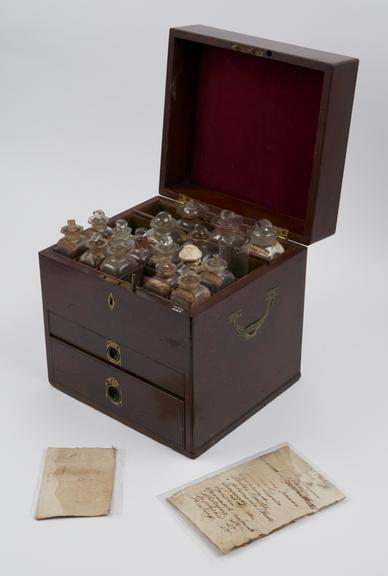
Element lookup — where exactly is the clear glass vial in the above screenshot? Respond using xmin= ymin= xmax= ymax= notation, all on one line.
xmin=208 ymin=209 xmax=245 ymax=256
xmin=147 ymin=210 xmax=186 ymax=246
xmin=171 ymin=270 xmax=211 ymax=308
xmin=188 ymin=224 xmax=212 ymax=259
xmin=247 ymin=219 xmax=285 ymax=261
xmin=55 ymin=219 xmax=86 ymax=258
xmin=110 ymin=219 xmax=133 ymax=246
xmin=87 ymin=209 xmax=112 ymax=238
xmin=132 ymin=227 xmax=152 ymax=264
xmin=100 ymin=241 xmax=138 ymax=279
xmin=79 ymin=233 xmax=108 ymax=268
xmin=248 ymin=219 xmax=277 ymax=247
xmin=219 ymin=234 xmax=250 ymax=278
xmin=144 ymin=258 xmax=178 ymax=298
xmin=200 ymin=255 xmax=235 ymax=293
xmin=148 ymin=241 xmax=180 ymax=268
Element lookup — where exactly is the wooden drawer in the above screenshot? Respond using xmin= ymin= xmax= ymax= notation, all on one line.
xmin=40 ymin=250 xmax=190 ymax=372
xmin=49 ymin=337 xmax=185 ymax=450
xmin=48 ymin=311 xmax=185 ymax=397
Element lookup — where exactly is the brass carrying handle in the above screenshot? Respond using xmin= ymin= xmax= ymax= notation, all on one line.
xmin=228 ymin=287 xmax=279 ymax=341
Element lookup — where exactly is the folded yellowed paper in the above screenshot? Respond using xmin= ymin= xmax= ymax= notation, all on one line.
xmin=35 ymin=447 xmax=117 ymax=520
xmin=168 ymin=445 xmax=345 ymax=553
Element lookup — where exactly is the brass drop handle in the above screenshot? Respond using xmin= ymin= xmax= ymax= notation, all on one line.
xmin=228 ymin=287 xmax=279 ymax=341
xmin=105 ymin=376 xmax=122 ymax=407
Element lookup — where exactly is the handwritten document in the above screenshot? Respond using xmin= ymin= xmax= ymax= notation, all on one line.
xmin=168 ymin=445 xmax=345 ymax=552
xmin=35 ymin=447 xmax=116 ymax=520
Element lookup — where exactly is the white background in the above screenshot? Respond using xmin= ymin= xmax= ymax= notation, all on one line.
xmin=1 ymin=1 xmax=387 ymax=574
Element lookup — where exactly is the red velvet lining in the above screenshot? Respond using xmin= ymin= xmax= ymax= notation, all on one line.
xmin=190 ymin=46 xmax=324 ymax=220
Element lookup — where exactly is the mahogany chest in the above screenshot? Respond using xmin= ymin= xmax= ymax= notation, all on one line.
xmin=39 ymin=25 xmax=358 ymax=458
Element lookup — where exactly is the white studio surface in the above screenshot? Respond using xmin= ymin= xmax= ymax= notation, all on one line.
xmin=0 ymin=1 xmax=387 ymax=575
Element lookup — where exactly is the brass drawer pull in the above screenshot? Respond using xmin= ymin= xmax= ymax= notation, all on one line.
xmin=228 ymin=287 xmax=279 ymax=341
xmin=105 ymin=376 xmax=122 ymax=407
xmin=106 ymin=340 xmax=121 ymax=366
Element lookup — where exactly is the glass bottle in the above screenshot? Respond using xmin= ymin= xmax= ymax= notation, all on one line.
xmin=188 ymin=224 xmax=212 ymax=259
xmin=110 ymin=219 xmax=133 ymax=247
xmin=247 ymin=219 xmax=285 ymax=261
xmin=87 ymin=209 xmax=112 ymax=238
xmin=147 ymin=211 xmax=186 ymax=246
xmin=219 ymin=234 xmax=250 ymax=278
xmin=177 ymin=200 xmax=208 ymax=231
xmin=178 ymin=243 xmax=203 ymax=273
xmin=79 ymin=233 xmax=107 ymax=268
xmin=132 ymin=227 xmax=152 ymax=264
xmin=171 ymin=271 xmax=211 ymax=308
xmin=200 ymin=255 xmax=235 ymax=293
xmin=143 ymin=258 xmax=178 ymax=299
xmin=100 ymin=241 xmax=138 ymax=279
xmin=209 ymin=209 xmax=244 ymax=243
xmin=148 ymin=241 xmax=180 ymax=268
xmin=55 ymin=219 xmax=86 ymax=258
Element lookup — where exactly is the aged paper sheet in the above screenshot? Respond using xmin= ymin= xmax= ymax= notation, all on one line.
xmin=35 ymin=447 xmax=117 ymax=520
xmin=168 ymin=445 xmax=345 ymax=553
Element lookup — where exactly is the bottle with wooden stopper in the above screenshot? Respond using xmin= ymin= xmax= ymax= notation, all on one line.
xmin=171 ymin=271 xmax=211 ymax=308
xmin=55 ymin=219 xmax=86 ymax=258
xmin=143 ymin=258 xmax=178 ymax=299
xmin=200 ymin=255 xmax=235 ymax=293
xmin=79 ymin=233 xmax=107 ymax=268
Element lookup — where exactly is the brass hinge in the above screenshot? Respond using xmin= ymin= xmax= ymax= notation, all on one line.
xmin=274 ymin=226 xmax=289 ymax=241
xmin=176 ymin=193 xmax=192 ymax=205
xmin=231 ymin=44 xmax=266 ymax=58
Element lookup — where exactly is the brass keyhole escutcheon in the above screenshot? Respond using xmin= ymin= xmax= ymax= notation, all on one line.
xmin=106 ymin=340 xmax=121 ymax=366
xmin=107 ymin=292 xmax=115 ymax=311
xmin=105 ymin=376 xmax=122 ymax=407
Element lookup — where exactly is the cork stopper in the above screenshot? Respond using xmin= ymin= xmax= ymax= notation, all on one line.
xmin=179 ymin=243 xmax=203 ymax=264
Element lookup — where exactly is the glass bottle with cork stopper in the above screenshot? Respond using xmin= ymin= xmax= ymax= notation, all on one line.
xmin=55 ymin=219 xmax=86 ymax=258
xmin=79 ymin=233 xmax=107 ymax=268
xmin=143 ymin=258 xmax=178 ymax=299
xmin=200 ymin=255 xmax=235 ymax=293
xmin=171 ymin=270 xmax=211 ymax=308
xmin=178 ymin=243 xmax=203 ymax=273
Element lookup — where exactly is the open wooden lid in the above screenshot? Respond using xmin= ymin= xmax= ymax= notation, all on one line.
xmin=159 ymin=25 xmax=358 ymax=245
